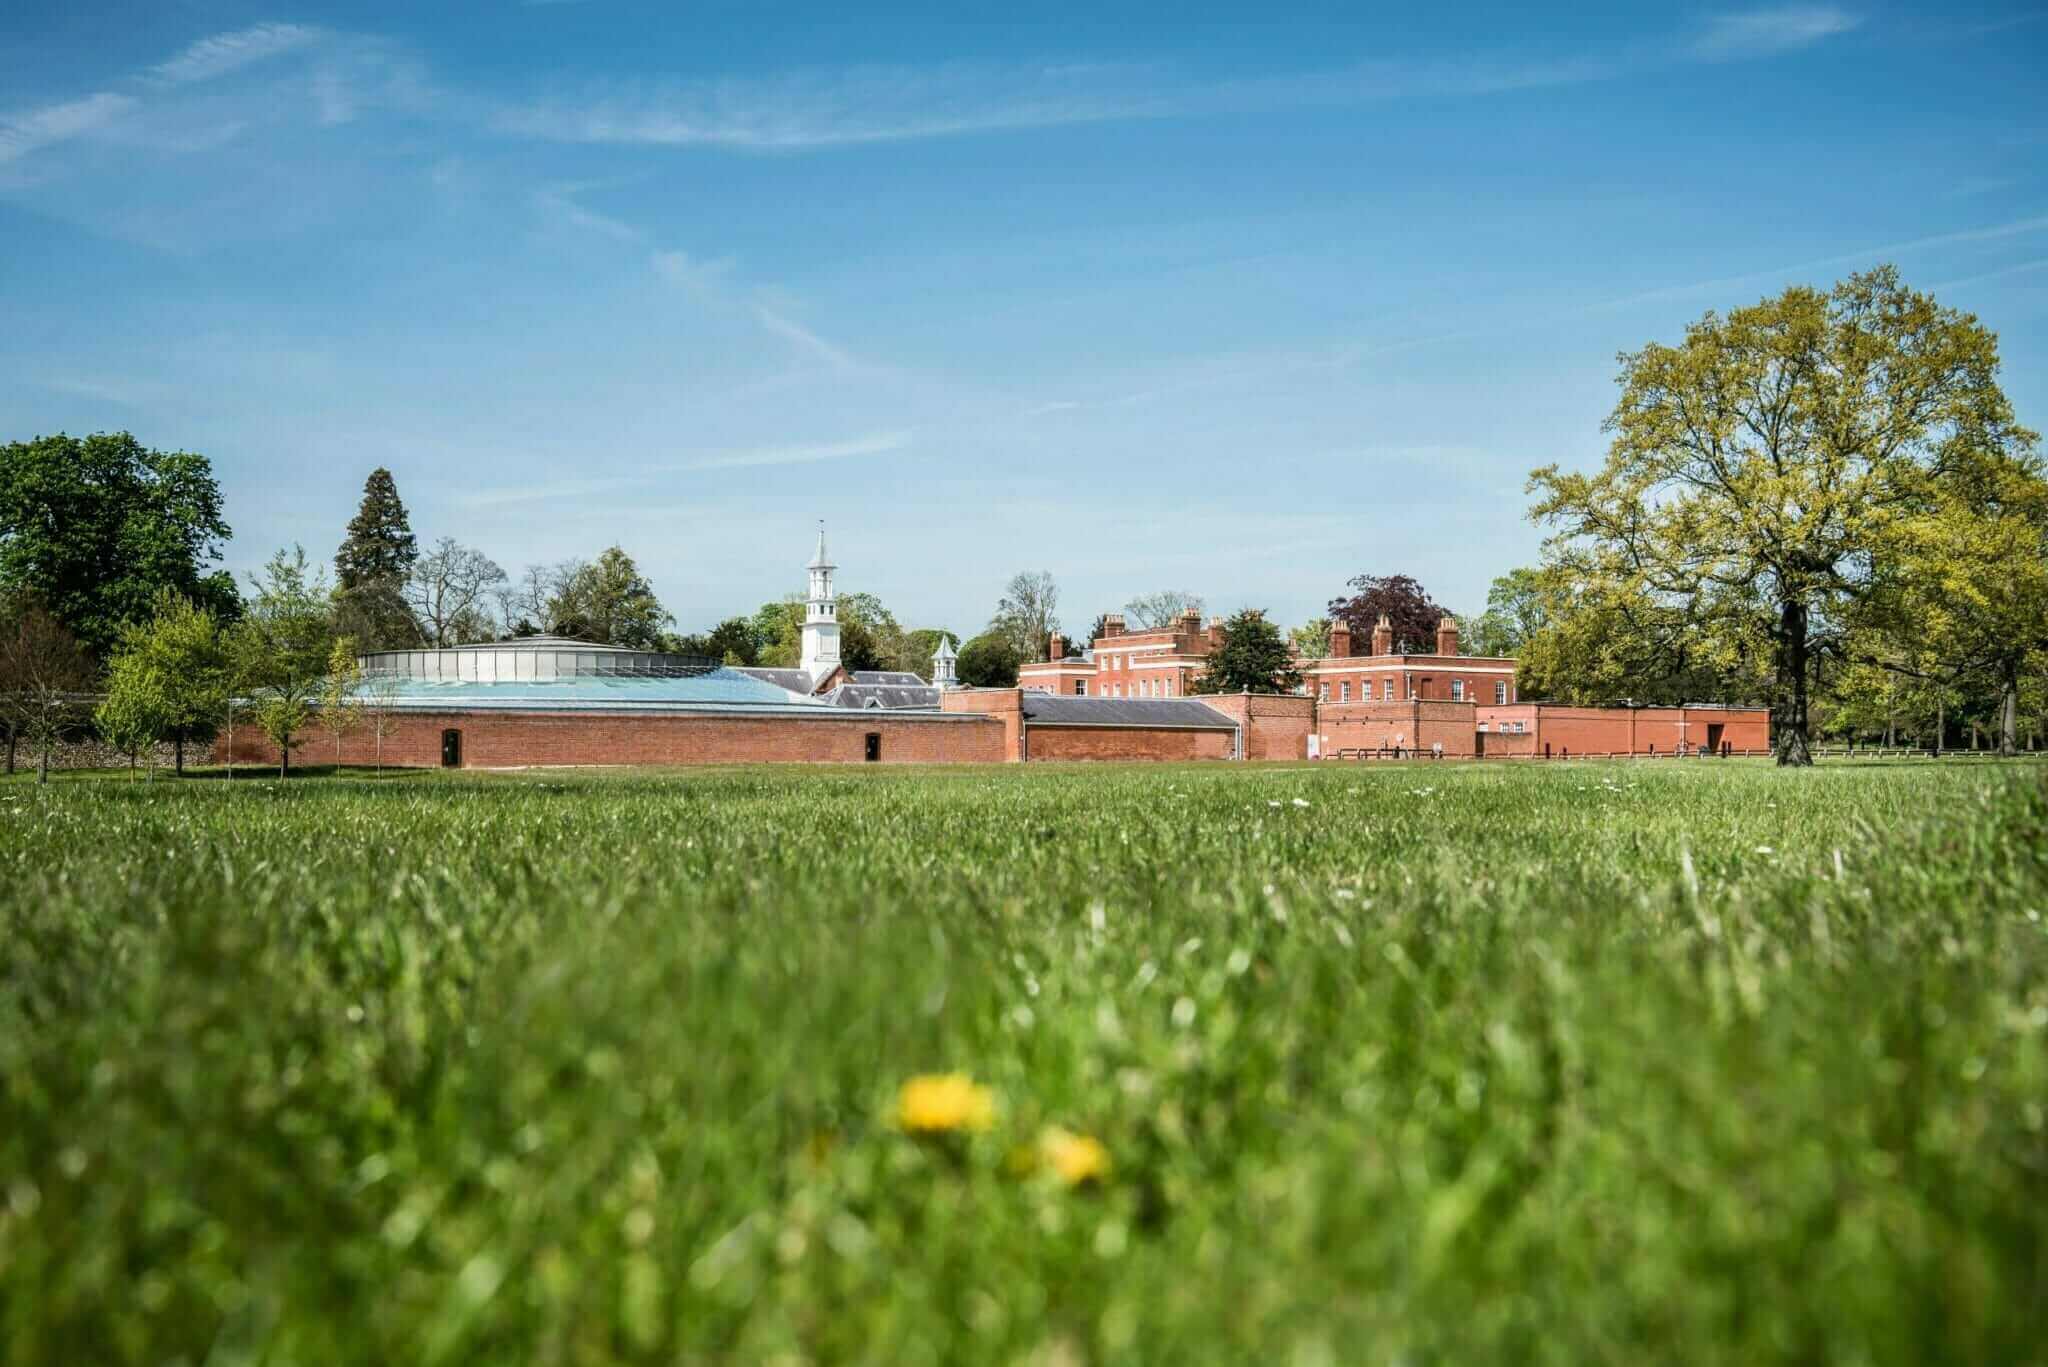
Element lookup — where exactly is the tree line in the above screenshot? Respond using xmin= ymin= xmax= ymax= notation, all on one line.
xmin=3 ymin=265 xmax=2041 ymax=772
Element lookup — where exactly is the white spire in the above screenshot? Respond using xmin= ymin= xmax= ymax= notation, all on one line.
xmin=931 ymin=634 xmax=959 ymax=690
xmin=801 ymin=519 xmax=841 ymax=682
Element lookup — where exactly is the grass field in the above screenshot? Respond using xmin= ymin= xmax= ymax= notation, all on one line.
xmin=4 ymin=759 xmax=2046 ymax=1365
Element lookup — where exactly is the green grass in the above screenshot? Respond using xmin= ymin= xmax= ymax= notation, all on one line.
xmin=3 ymin=759 xmax=2046 ymax=1365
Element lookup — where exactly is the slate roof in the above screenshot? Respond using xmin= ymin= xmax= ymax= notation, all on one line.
xmin=823 ymin=683 xmax=941 ymax=710
xmin=1020 ymin=695 xmax=1234 ymax=728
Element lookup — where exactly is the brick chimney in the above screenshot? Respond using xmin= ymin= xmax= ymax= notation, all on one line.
xmin=1103 ymin=613 xmax=1125 ymax=639
xmin=1206 ymin=616 xmax=1225 ymax=650
xmin=1436 ymin=614 xmax=1459 ymax=657
xmin=1371 ymin=613 xmax=1394 ymax=657
xmin=1328 ymin=618 xmax=1352 ymax=659
xmin=1049 ymin=633 xmax=1065 ymax=661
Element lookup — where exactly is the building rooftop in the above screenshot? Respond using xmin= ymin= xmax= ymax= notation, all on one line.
xmin=357 ymin=667 xmax=823 ymax=712
xmin=1020 ymin=695 xmax=1234 ymax=728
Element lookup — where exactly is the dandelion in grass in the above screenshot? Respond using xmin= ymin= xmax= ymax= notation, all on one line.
xmin=895 ymin=1073 xmax=996 ymax=1135
xmin=1037 ymin=1127 xmax=1111 ymax=1187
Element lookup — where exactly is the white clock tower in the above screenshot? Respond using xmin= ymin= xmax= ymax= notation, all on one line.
xmin=800 ymin=522 xmax=841 ymax=682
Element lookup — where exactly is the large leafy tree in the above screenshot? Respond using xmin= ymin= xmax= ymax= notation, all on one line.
xmin=1327 ymin=574 xmax=1445 ymax=655
xmin=548 ymin=546 xmax=669 ymax=648
xmin=0 ymin=432 xmax=238 ymax=658
xmin=1510 ymin=565 xmax=1765 ymax=706
xmin=989 ymin=571 xmax=1061 ymax=663
xmin=671 ymin=617 xmax=762 ymax=665
xmin=1464 ymin=568 xmax=1550 ymax=659
xmin=956 ymin=632 xmax=1021 ymax=688
xmin=1531 ymin=267 xmax=2028 ymax=765
xmin=1856 ymin=444 xmax=2048 ymax=756
xmin=1191 ymin=610 xmax=1302 ymax=695
xmin=334 ymin=468 xmax=421 ymax=650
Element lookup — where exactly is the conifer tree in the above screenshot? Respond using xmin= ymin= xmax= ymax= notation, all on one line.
xmin=334 ymin=468 xmax=422 ymax=650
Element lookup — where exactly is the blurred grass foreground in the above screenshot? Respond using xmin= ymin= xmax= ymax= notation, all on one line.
xmin=3 ymin=759 xmax=2046 ymax=1364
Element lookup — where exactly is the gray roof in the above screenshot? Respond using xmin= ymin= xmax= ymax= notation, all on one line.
xmin=1020 ymin=695 xmax=1234 ymax=729
xmin=848 ymin=670 xmax=928 ymax=686
xmin=823 ymin=684 xmax=940 ymax=710
xmin=735 ymin=667 xmax=817 ymax=694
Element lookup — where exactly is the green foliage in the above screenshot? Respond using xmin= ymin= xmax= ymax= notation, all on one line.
xmin=750 ymin=598 xmax=805 ymax=668
xmin=0 ymin=431 xmax=237 ymax=657
xmin=1191 ymin=609 xmax=1302 ymax=694
xmin=94 ymin=657 xmax=171 ymax=775
xmin=1531 ymin=266 xmax=2033 ymax=765
xmin=1464 ymin=567 xmax=1548 ymax=659
xmin=236 ymin=547 xmax=337 ymax=777
xmin=955 ymin=631 xmax=1021 ymax=687
xmin=3 ymin=762 xmax=2047 ymax=1363
xmin=548 ymin=547 xmax=669 ymax=649
xmin=100 ymin=591 xmax=232 ymax=774
xmin=670 ymin=617 xmax=761 ymax=666
xmin=333 ymin=468 xmax=421 ymax=651
xmin=317 ymin=638 xmax=363 ymax=766
xmin=1289 ymin=618 xmax=1331 ymax=660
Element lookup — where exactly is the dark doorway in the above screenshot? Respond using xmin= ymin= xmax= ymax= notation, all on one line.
xmin=441 ymin=729 xmax=462 ymax=768
xmin=1705 ymin=723 xmax=1724 ymax=754
xmin=864 ymin=732 xmax=881 ymax=762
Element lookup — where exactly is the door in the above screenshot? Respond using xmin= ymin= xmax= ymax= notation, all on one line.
xmin=864 ymin=732 xmax=881 ymax=762
xmin=1705 ymin=723 xmax=1724 ymax=755
xmin=441 ymin=729 xmax=462 ymax=768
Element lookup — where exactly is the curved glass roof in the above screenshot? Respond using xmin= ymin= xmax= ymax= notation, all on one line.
xmin=358 ymin=666 xmax=825 ymax=712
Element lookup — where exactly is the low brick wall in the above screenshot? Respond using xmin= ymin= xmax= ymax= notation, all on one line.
xmin=1314 ymin=700 xmax=1477 ymax=757
xmin=1026 ymin=725 xmax=1233 ymax=762
xmin=214 ymin=708 xmax=1005 ymax=769
xmin=1199 ymin=693 xmax=1316 ymax=760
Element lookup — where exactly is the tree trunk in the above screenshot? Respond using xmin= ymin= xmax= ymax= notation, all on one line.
xmin=38 ymin=741 xmax=50 ymax=784
xmin=1771 ymin=598 xmax=1813 ymax=766
xmin=1999 ymin=661 xmax=2019 ymax=758
xmin=280 ymin=739 xmax=290 ymax=780
xmin=4 ymin=729 xmax=14 ymax=775
xmin=1935 ymin=697 xmax=1945 ymax=756
xmin=175 ymin=734 xmax=185 ymax=776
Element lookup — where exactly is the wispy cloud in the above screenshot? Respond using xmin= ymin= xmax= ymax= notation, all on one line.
xmin=532 ymin=183 xmax=643 ymax=242
xmin=678 ymin=431 xmax=911 ymax=470
xmin=651 ymin=249 xmax=737 ymax=293
xmin=149 ymin=22 xmax=321 ymax=85
xmin=0 ymin=92 xmax=136 ymax=164
xmin=1928 ymin=256 xmax=2048 ymax=291
xmin=755 ymin=306 xmax=860 ymax=370
xmin=1691 ymin=6 xmax=1863 ymax=60
xmin=495 ymin=61 xmax=1171 ymax=150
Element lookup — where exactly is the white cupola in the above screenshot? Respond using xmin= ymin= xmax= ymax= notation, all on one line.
xmin=931 ymin=634 xmax=959 ymax=690
xmin=801 ymin=521 xmax=841 ymax=681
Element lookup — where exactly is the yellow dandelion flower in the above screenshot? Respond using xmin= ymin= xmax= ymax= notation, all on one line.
xmin=1038 ymin=1126 xmax=1111 ymax=1186
xmin=895 ymin=1073 xmax=996 ymax=1135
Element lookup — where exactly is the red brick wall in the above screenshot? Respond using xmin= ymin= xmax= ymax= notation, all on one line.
xmin=1200 ymin=693 xmax=1315 ymax=760
xmin=1026 ymin=726 xmax=1233 ymax=762
xmin=1474 ymin=704 xmax=1770 ymax=757
xmin=217 ymin=709 xmax=1006 ymax=769
xmin=1313 ymin=700 xmax=1477 ymax=756
xmin=940 ymin=688 xmax=1027 ymax=761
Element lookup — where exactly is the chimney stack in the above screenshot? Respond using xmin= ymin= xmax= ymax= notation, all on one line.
xmin=1371 ymin=613 xmax=1394 ymax=657
xmin=1328 ymin=618 xmax=1353 ymax=659
xmin=1206 ymin=616 xmax=1225 ymax=650
xmin=1103 ymin=613 xmax=1125 ymax=639
xmin=1049 ymin=633 xmax=1065 ymax=661
xmin=1436 ymin=615 xmax=1459 ymax=657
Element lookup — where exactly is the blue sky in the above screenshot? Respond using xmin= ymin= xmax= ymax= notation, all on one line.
xmin=3 ymin=2 xmax=2044 ymax=639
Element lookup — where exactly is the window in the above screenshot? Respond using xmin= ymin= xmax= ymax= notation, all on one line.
xmin=1340 ymin=681 xmax=1351 ymax=702
xmin=1382 ymin=678 xmax=1394 ymax=700
xmin=1451 ymin=679 xmax=1464 ymax=701
xmin=1075 ymin=680 xmax=1087 ymax=696
xmin=1495 ymin=681 xmax=1507 ymax=705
